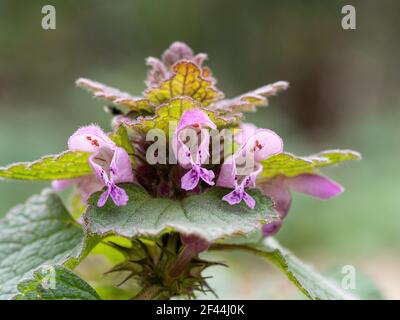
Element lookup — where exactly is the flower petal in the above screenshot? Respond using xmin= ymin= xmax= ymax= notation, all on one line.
xmin=216 ymin=155 xmax=237 ymax=188
xmin=260 ymin=177 xmax=292 ymax=217
xmin=97 ymin=188 xmax=110 ymax=207
xmin=242 ymin=191 xmax=256 ymax=209
xmin=52 ymin=179 xmax=80 ymax=191
xmin=181 ymin=167 xmax=201 ymax=191
xmin=235 ymin=123 xmax=257 ymax=145
xmin=68 ymin=124 xmax=114 ymax=152
xmin=222 ymin=188 xmax=242 ymax=206
xmin=88 ymin=150 xmax=111 ymax=184
xmin=109 ymin=184 xmax=129 ymax=206
xmin=110 ymin=147 xmax=134 ymax=184
xmin=262 ymin=220 xmax=282 ymax=237
xmin=286 ymin=174 xmax=344 ymax=199
xmin=244 ymin=128 xmax=283 ymax=162
xmin=199 ymin=167 xmax=215 ymax=186
xmin=176 ymin=109 xmax=217 ymax=132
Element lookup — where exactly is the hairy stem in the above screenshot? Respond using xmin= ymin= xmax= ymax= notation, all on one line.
xmin=132 ymin=284 xmax=166 ymax=300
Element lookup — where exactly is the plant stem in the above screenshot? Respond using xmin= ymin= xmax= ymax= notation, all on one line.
xmin=133 ymin=284 xmax=165 ymax=300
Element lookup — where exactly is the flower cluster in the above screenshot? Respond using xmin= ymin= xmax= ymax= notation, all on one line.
xmin=53 ymin=42 xmax=357 ymax=236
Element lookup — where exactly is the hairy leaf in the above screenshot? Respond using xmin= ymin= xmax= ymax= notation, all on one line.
xmin=14 ymin=265 xmax=100 ymax=300
xmin=0 ymin=189 xmax=98 ymax=299
xmin=145 ymin=61 xmax=224 ymax=106
xmin=76 ymin=78 xmax=153 ymax=113
xmin=131 ymin=97 xmax=239 ymax=135
xmin=84 ymin=184 xmax=276 ymax=242
xmin=260 ymin=149 xmax=361 ymax=179
xmin=211 ymin=81 xmax=289 ymax=113
xmin=0 ymin=151 xmax=92 ymax=181
xmin=110 ymin=125 xmax=135 ymax=165
xmin=255 ymin=238 xmax=357 ymax=299
xmin=216 ymin=237 xmax=357 ymax=300
xmin=325 ymin=266 xmax=384 ymax=300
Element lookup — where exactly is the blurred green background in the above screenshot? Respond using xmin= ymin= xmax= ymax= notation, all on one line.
xmin=1 ymin=0 xmax=399 ymax=298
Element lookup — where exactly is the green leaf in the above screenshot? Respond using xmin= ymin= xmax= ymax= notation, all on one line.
xmin=0 ymin=189 xmax=98 ymax=299
xmin=246 ymin=238 xmax=358 ymax=300
xmin=211 ymin=81 xmax=289 ymax=113
xmin=110 ymin=125 xmax=135 ymax=165
xmin=0 ymin=151 xmax=92 ymax=181
xmin=131 ymin=97 xmax=239 ymax=136
xmin=145 ymin=61 xmax=224 ymax=106
xmin=325 ymin=266 xmax=384 ymax=300
xmin=84 ymin=184 xmax=276 ymax=242
xmin=259 ymin=149 xmax=361 ymax=179
xmin=14 ymin=265 xmax=100 ymax=300
xmin=76 ymin=78 xmax=153 ymax=113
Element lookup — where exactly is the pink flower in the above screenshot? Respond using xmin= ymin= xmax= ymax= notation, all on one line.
xmin=260 ymin=174 xmax=344 ymax=218
xmin=53 ymin=125 xmax=134 ymax=207
xmin=217 ymin=124 xmax=283 ymax=208
xmin=173 ymin=109 xmax=217 ymax=191
xmin=52 ymin=176 xmax=104 ymax=203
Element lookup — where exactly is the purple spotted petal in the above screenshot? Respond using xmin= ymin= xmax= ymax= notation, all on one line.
xmin=97 ymin=182 xmax=129 ymax=207
xmin=286 ymin=174 xmax=344 ymax=199
xmin=222 ymin=188 xmax=242 ymax=206
xmin=181 ymin=164 xmax=215 ymax=190
xmin=198 ymin=167 xmax=215 ymax=186
xmin=222 ymin=185 xmax=256 ymax=209
xmin=174 ymin=109 xmax=216 ymax=168
xmin=68 ymin=124 xmax=115 ymax=152
xmin=110 ymin=147 xmax=134 ymax=184
xmin=242 ymin=191 xmax=256 ymax=209
xmin=176 ymin=109 xmax=216 ymax=132
xmin=240 ymin=128 xmax=283 ymax=162
xmin=109 ymin=183 xmax=129 ymax=206
xmin=181 ymin=167 xmax=201 ymax=191
xmin=88 ymin=148 xmax=113 ymax=184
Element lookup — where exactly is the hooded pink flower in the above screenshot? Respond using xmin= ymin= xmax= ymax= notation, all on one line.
xmin=174 ymin=109 xmax=217 ymax=191
xmin=260 ymin=174 xmax=344 ymax=218
xmin=52 ymin=176 xmax=104 ymax=203
xmin=53 ymin=125 xmax=134 ymax=207
xmin=259 ymin=174 xmax=343 ymax=236
xmin=217 ymin=124 xmax=283 ymax=208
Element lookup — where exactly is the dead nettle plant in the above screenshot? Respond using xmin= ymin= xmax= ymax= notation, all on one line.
xmin=0 ymin=42 xmax=361 ymax=300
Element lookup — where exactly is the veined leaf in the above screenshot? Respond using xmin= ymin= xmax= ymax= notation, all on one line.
xmin=131 ymin=97 xmax=239 ymax=135
xmin=0 ymin=189 xmax=98 ymax=299
xmin=253 ymin=238 xmax=358 ymax=300
xmin=259 ymin=149 xmax=361 ymax=179
xmin=84 ymin=184 xmax=277 ymax=242
xmin=76 ymin=78 xmax=153 ymax=113
xmin=211 ymin=81 xmax=289 ymax=113
xmin=145 ymin=61 xmax=224 ymax=106
xmin=14 ymin=265 xmax=100 ymax=300
xmin=110 ymin=125 xmax=135 ymax=165
xmin=0 ymin=151 xmax=92 ymax=181
xmin=214 ymin=237 xmax=357 ymax=300
xmin=325 ymin=266 xmax=384 ymax=300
